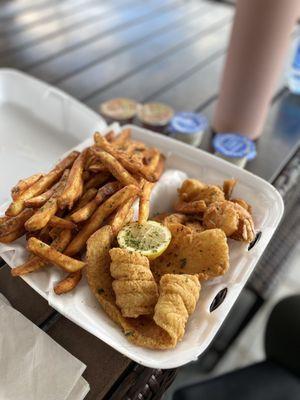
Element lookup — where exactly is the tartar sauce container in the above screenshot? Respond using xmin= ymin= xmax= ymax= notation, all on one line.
xmin=168 ymin=112 xmax=208 ymax=146
xmin=100 ymin=98 xmax=138 ymax=122
xmin=137 ymin=102 xmax=174 ymax=128
xmin=212 ymin=133 xmax=256 ymax=168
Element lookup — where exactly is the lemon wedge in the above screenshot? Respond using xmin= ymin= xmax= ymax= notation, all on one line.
xmin=117 ymin=221 xmax=171 ymax=260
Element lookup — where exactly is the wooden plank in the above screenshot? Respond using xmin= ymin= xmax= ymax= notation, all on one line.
xmin=86 ymin=25 xmax=230 ymax=111
xmin=0 ymin=0 xmax=63 ymax=21
xmin=0 ymin=264 xmax=54 ymax=325
xmin=58 ymin=3 xmax=232 ymax=101
xmin=1 ymin=0 xmax=176 ymax=70
xmin=29 ymin=0 xmax=211 ymax=83
xmin=47 ymin=316 xmax=131 ymax=400
xmin=0 ymin=0 xmax=99 ymax=34
xmin=0 ymin=0 xmax=137 ymax=53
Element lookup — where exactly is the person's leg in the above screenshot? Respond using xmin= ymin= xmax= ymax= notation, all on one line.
xmin=265 ymin=294 xmax=300 ymax=377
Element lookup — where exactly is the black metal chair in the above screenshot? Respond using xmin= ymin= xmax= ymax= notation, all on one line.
xmin=174 ymin=295 xmax=300 ymax=400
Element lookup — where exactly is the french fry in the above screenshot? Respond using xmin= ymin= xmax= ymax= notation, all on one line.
xmin=11 ymin=173 xmax=43 ymax=201
xmin=25 ymin=170 xmax=69 ymax=232
xmin=82 ymin=170 xmax=91 ymax=181
xmin=140 ymin=148 xmax=161 ymax=182
xmin=12 ymin=230 xmax=72 ymax=276
xmin=138 ymin=180 xmax=154 ymax=224
xmin=58 ymin=149 xmax=88 ymax=210
xmin=84 ymin=171 xmax=111 ymax=190
xmin=0 ymin=227 xmax=25 ymax=243
xmin=88 ymin=161 xmax=107 ymax=173
xmin=27 ymin=237 xmax=85 ymax=273
xmin=112 ymin=128 xmax=131 ymax=145
xmin=72 ymin=188 xmax=97 ymax=212
xmin=48 ymin=216 xmax=77 ymax=230
xmin=70 ymin=181 xmax=122 ymax=223
xmin=65 ymin=184 xmax=139 ymax=256
xmin=105 ymin=130 xmax=115 ymax=142
xmin=111 ymin=196 xmax=137 ymax=234
xmin=38 ymin=226 xmax=52 ymax=243
xmin=0 ymin=215 xmax=9 ymax=224
xmin=92 ymin=148 xmax=138 ymax=187
xmin=6 ymin=151 xmax=79 ymax=217
xmin=54 ymin=271 xmax=82 ymax=295
xmin=151 ymin=154 xmax=165 ymax=181
xmin=0 ymin=208 xmax=34 ymax=237
xmin=223 ymin=179 xmax=237 ymax=200
xmin=24 ymin=181 xmax=60 ymax=208
xmin=174 ymin=200 xmax=207 ymax=214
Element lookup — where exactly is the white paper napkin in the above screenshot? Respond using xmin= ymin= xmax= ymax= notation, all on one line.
xmin=0 ymin=294 xmax=90 ymax=400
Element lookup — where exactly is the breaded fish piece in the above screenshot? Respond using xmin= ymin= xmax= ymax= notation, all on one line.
xmin=110 ymin=248 xmax=158 ymax=318
xmin=203 ymin=200 xmax=255 ymax=243
xmin=154 ymin=274 xmax=200 ymax=342
xmin=151 ymin=224 xmax=229 ymax=281
xmin=178 ymin=179 xmax=225 ymax=206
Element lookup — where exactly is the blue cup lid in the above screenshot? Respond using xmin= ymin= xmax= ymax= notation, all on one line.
xmin=169 ymin=112 xmax=208 ymax=134
xmin=213 ymin=133 xmax=256 ymax=160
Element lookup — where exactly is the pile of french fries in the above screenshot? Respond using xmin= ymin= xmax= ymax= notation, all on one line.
xmin=0 ymin=128 xmax=165 ymax=294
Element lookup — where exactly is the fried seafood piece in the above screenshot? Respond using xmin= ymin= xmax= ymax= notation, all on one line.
xmin=110 ymin=248 xmax=159 ymax=318
xmin=178 ymin=179 xmax=225 ymax=206
xmin=151 ymin=224 xmax=229 ymax=281
xmin=154 ymin=274 xmax=200 ymax=342
xmin=203 ymin=200 xmax=255 ymax=242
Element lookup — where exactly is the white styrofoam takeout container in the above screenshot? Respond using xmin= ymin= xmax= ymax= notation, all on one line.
xmin=0 ymin=69 xmax=284 ymax=369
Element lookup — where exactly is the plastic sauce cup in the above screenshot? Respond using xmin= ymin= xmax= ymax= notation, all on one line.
xmin=137 ymin=102 xmax=174 ymax=128
xmin=168 ymin=112 xmax=208 ymax=146
xmin=212 ymin=133 xmax=256 ymax=168
xmin=100 ymin=98 xmax=138 ymax=122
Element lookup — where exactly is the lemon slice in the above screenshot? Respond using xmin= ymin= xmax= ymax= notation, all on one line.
xmin=117 ymin=221 xmax=171 ymax=260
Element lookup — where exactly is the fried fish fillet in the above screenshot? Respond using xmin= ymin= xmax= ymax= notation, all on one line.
xmin=154 ymin=274 xmax=200 ymax=342
xmin=110 ymin=248 xmax=158 ymax=318
xmin=151 ymin=224 xmax=229 ymax=281
xmin=203 ymin=200 xmax=255 ymax=242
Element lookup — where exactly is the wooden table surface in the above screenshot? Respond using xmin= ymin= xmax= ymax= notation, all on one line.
xmin=1 ymin=0 xmax=300 ymax=399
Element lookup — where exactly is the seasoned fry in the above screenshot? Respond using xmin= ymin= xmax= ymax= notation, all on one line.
xmin=0 ymin=227 xmax=25 ymax=243
xmin=105 ymin=130 xmax=115 ymax=142
xmin=12 ymin=230 xmax=72 ymax=276
xmin=38 ymin=226 xmax=52 ymax=243
xmin=0 ymin=215 xmax=9 ymax=224
xmin=138 ymin=180 xmax=154 ymax=224
xmin=54 ymin=271 xmax=82 ymax=295
xmin=112 ymin=128 xmax=131 ymax=145
xmin=0 ymin=208 xmax=34 ymax=237
xmin=48 ymin=216 xmax=77 ymax=230
xmin=223 ymin=179 xmax=237 ymax=200
xmin=88 ymin=161 xmax=107 ymax=173
xmin=72 ymin=188 xmax=97 ymax=212
xmin=24 ymin=181 xmax=60 ymax=208
xmin=65 ymin=184 xmax=139 ymax=256
xmin=92 ymin=148 xmax=138 ymax=187
xmin=84 ymin=171 xmax=111 ymax=190
xmin=94 ymin=133 xmax=161 ymax=183
xmin=25 ymin=170 xmax=69 ymax=232
xmin=174 ymin=200 xmax=207 ymax=214
xmin=11 ymin=173 xmax=43 ymax=201
xmin=141 ymin=148 xmax=160 ymax=177
xmin=6 ymin=151 xmax=79 ymax=217
xmin=152 ymin=155 xmax=165 ymax=181
xmin=27 ymin=237 xmax=85 ymax=273
xmin=82 ymin=170 xmax=91 ymax=181
xmin=111 ymin=196 xmax=137 ymax=234
xmin=70 ymin=181 xmax=122 ymax=223
xmin=58 ymin=150 xmax=88 ymax=210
